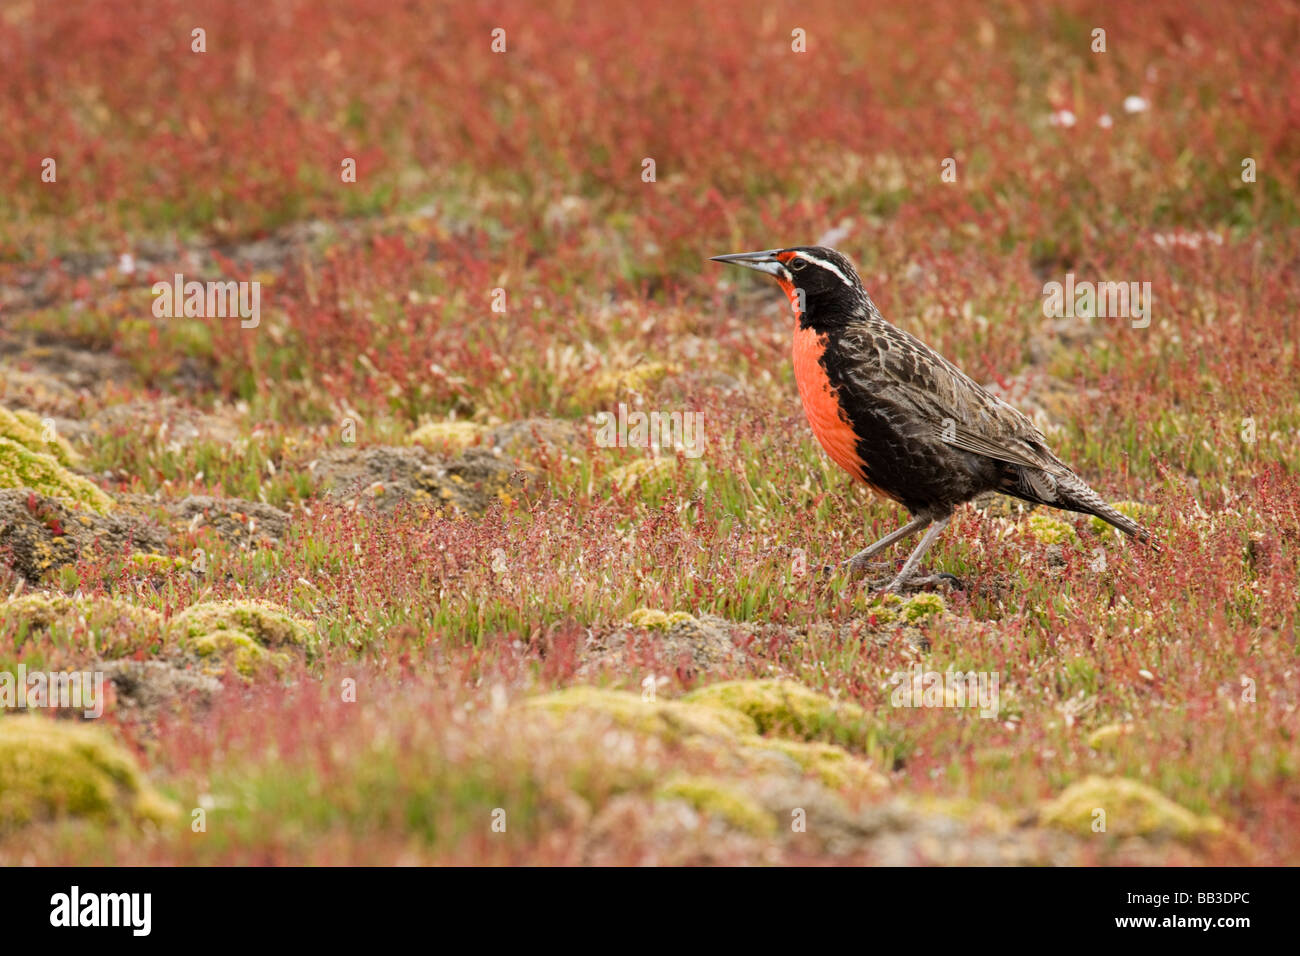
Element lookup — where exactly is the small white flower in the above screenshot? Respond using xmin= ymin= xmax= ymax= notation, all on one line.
xmin=1123 ymin=95 xmax=1149 ymax=114
xmin=1049 ymin=109 xmax=1077 ymax=128
xmin=1097 ymin=113 xmax=1113 ymax=129
xmin=117 ymin=252 xmax=136 ymax=274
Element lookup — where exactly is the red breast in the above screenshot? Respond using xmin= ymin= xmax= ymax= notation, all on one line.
xmin=789 ymin=310 xmax=902 ymax=504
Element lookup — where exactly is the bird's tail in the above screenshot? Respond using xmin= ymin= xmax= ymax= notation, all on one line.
xmin=1005 ymin=466 xmax=1158 ymax=549
xmin=1054 ymin=473 xmax=1159 ymax=550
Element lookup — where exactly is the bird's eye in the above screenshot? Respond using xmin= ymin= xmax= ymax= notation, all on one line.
xmin=789 ymin=257 xmax=808 ymax=271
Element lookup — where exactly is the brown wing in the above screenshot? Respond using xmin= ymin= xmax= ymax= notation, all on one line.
xmin=827 ymin=313 xmax=1154 ymax=543
xmin=834 ymin=317 xmax=1071 ymax=476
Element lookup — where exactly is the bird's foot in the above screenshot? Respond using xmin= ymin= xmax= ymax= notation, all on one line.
xmin=846 ymin=556 xmax=892 ymax=574
xmin=817 ymin=558 xmax=890 ymax=578
xmin=883 ymin=571 xmax=965 ymax=594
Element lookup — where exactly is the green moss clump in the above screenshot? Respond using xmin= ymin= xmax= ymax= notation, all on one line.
xmin=902 ymin=593 xmax=947 ymax=622
xmin=128 ymin=553 xmax=188 ymax=573
xmin=523 ymin=682 xmax=890 ymax=803
xmin=1086 ymin=723 xmax=1135 ymax=750
xmin=409 ymin=420 xmax=483 ymax=452
xmin=864 ymin=592 xmax=905 ymax=625
xmin=0 ymin=593 xmax=165 ymax=658
xmin=169 ymin=600 xmax=313 ymax=650
xmin=0 ymin=593 xmax=74 ymax=631
xmin=908 ymin=796 xmax=1015 ymax=833
xmin=1039 ymin=775 xmax=1225 ymax=842
xmin=0 ymin=407 xmax=77 ymax=466
xmin=1 ymin=592 xmax=162 ymax=630
xmin=1026 ymin=514 xmax=1077 ymax=545
xmin=0 ymin=716 xmax=180 ymax=832
xmin=655 ymin=775 xmax=776 ymax=835
xmin=608 ymin=457 xmax=705 ymax=493
xmin=192 ymin=628 xmax=290 ymax=678
xmin=681 ymin=679 xmax=868 ymax=745
xmin=0 ymin=436 xmax=114 ymax=513
xmin=586 ymin=362 xmax=679 ymax=405
xmin=627 ymin=608 xmax=696 ymax=630
xmin=739 ymin=736 xmax=887 ymax=791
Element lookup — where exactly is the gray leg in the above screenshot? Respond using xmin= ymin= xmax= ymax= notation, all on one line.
xmin=884 ymin=515 xmax=951 ymax=592
xmin=843 ymin=515 xmax=931 ymax=571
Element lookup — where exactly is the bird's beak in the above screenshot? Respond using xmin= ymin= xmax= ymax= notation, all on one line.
xmin=709 ymin=249 xmax=787 ymax=277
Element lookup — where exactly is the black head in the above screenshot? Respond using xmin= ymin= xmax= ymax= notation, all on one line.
xmin=710 ymin=246 xmax=869 ymax=328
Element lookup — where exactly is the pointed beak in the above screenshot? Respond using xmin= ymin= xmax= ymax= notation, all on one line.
xmin=709 ymin=249 xmax=787 ymax=277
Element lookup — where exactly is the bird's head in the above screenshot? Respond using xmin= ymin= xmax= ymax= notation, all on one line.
xmin=710 ymin=245 xmax=868 ymax=326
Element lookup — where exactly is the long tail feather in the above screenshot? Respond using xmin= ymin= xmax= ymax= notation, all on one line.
xmin=1006 ymin=468 xmax=1159 ymax=549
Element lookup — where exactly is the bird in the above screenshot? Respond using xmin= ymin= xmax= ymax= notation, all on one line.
xmin=710 ymin=245 xmax=1156 ymax=592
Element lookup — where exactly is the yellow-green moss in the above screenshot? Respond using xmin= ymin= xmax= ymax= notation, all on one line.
xmin=909 ymin=796 xmax=1015 ymax=833
xmin=0 ymin=594 xmax=164 ymax=657
xmin=681 ymin=679 xmax=868 ymax=744
xmin=627 ymin=608 xmax=696 ymax=630
xmin=1 ymin=593 xmax=77 ymax=631
xmin=169 ymin=600 xmax=313 ymax=650
xmin=192 ymin=628 xmax=290 ymax=678
xmin=0 ymin=407 xmax=77 ymax=466
xmin=23 ymin=593 xmax=162 ymax=630
xmin=902 ymin=593 xmax=947 ymax=622
xmin=740 ymin=735 xmax=888 ymax=791
xmin=608 ymin=456 xmax=704 ymax=493
xmin=587 ymin=362 xmax=679 ymax=405
xmin=1039 ymin=775 xmax=1225 ymax=842
xmin=1086 ymin=722 xmax=1135 ymax=750
xmin=864 ymin=592 xmax=905 ymax=625
xmin=523 ymin=682 xmax=889 ymax=805
xmin=128 ymin=552 xmax=188 ymax=573
xmin=0 ymin=436 xmax=114 ymax=513
xmin=0 ymin=405 xmax=108 ymax=512
xmin=409 ymin=420 xmax=484 ymax=452
xmin=0 ymin=716 xmax=180 ymax=832
xmin=1026 ymin=513 xmax=1077 ymax=545
xmin=526 ymin=686 xmax=756 ymax=741
xmin=655 ymin=775 xmax=776 ymax=835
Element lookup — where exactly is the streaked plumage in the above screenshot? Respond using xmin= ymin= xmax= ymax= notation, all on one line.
xmin=712 ymin=245 xmax=1155 ymax=590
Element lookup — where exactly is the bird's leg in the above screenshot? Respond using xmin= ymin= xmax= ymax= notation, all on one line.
xmin=842 ymin=515 xmax=931 ymax=572
xmin=883 ymin=515 xmax=951 ymax=592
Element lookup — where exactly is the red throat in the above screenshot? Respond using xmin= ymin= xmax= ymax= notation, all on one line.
xmin=776 ymin=276 xmax=801 ymax=319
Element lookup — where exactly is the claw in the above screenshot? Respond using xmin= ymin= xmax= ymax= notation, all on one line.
xmin=844 ymin=557 xmax=891 ymax=575
xmin=893 ymin=572 xmax=964 ymax=593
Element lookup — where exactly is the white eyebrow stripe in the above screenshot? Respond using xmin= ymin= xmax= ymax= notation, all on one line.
xmin=793 ymin=252 xmax=854 ymax=287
